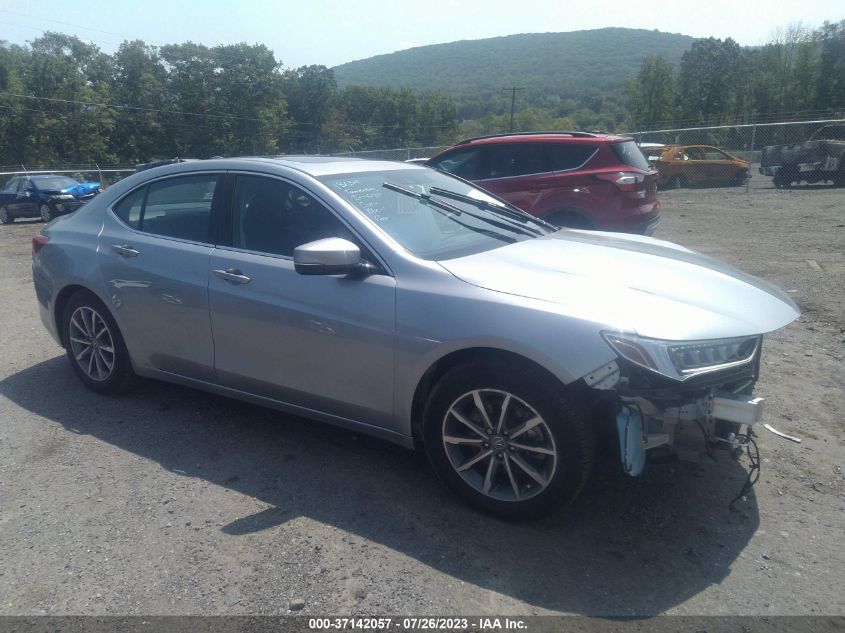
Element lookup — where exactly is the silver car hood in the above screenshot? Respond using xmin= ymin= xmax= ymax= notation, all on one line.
xmin=438 ymin=230 xmax=800 ymax=340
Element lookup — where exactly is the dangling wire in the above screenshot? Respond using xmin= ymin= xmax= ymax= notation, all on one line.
xmin=729 ymin=429 xmax=761 ymax=511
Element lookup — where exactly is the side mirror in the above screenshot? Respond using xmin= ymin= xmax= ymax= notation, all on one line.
xmin=294 ymin=238 xmax=366 ymax=276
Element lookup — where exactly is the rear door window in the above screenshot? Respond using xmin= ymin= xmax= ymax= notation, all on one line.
xmin=486 ymin=144 xmax=548 ymax=179
xmin=113 ymin=187 xmax=145 ymax=229
xmin=546 ymin=144 xmax=597 ymax=171
xmin=704 ymin=149 xmax=730 ymax=160
xmin=111 ymin=174 xmax=220 ymax=243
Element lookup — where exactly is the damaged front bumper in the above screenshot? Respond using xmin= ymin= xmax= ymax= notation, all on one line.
xmin=616 ymin=391 xmax=764 ymax=476
xmin=585 ymin=355 xmax=766 ymax=477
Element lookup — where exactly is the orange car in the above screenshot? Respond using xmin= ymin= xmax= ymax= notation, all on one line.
xmin=642 ymin=145 xmax=750 ymax=189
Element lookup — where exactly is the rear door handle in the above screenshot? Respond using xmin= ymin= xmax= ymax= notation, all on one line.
xmin=213 ymin=268 xmax=251 ymax=284
xmin=111 ymin=244 xmax=140 ymax=257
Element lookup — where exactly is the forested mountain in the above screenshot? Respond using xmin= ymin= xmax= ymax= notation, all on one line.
xmin=0 ymin=22 xmax=842 ymax=165
xmin=333 ymin=29 xmax=696 ymax=118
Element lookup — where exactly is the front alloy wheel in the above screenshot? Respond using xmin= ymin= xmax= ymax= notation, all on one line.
xmin=442 ymin=389 xmax=557 ymax=502
xmin=423 ymin=361 xmax=595 ymax=519
xmin=40 ymin=203 xmax=54 ymax=222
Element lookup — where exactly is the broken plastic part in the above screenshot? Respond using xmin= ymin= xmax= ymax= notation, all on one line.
xmin=583 ymin=360 xmax=620 ymax=390
xmin=711 ymin=392 xmax=765 ymax=425
xmin=617 ymin=406 xmax=646 ymax=477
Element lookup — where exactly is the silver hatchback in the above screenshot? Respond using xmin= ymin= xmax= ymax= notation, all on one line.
xmin=32 ymin=157 xmax=799 ymax=518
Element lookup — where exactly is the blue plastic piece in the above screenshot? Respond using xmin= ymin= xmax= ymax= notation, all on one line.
xmin=616 ymin=406 xmax=646 ymax=476
xmin=63 ymin=181 xmax=101 ymax=196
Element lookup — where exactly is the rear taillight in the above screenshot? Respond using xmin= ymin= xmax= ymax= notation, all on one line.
xmin=595 ymin=172 xmax=646 ymax=191
xmin=32 ymin=235 xmax=49 ymax=256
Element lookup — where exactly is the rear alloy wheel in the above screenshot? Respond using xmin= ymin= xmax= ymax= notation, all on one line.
xmin=0 ymin=205 xmax=12 ymax=224
xmin=423 ymin=361 xmax=595 ymax=519
xmin=39 ymin=203 xmax=54 ymax=223
xmin=63 ymin=291 xmax=135 ymax=394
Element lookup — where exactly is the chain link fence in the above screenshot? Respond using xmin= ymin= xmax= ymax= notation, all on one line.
xmin=5 ymin=119 xmax=843 ymax=195
xmin=0 ymin=165 xmax=135 ymax=189
xmin=333 ymin=119 xmax=845 ymax=192
xmin=333 ymin=146 xmax=449 ymax=162
xmin=631 ymin=118 xmax=845 ymax=190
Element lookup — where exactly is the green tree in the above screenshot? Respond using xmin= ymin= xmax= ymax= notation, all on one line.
xmin=0 ymin=43 xmax=28 ymax=165
xmin=282 ymin=65 xmax=337 ymax=152
xmin=678 ymin=37 xmax=744 ymax=124
xmin=110 ymin=40 xmax=169 ymax=163
xmin=25 ymin=33 xmax=117 ymax=164
xmin=627 ymin=55 xmax=676 ymax=130
xmin=816 ymin=20 xmax=845 ymax=112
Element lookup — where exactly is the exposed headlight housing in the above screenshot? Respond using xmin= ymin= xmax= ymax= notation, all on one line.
xmin=601 ymin=331 xmax=761 ymax=381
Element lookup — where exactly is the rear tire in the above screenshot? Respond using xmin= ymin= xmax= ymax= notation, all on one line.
xmin=422 ymin=361 xmax=596 ymax=520
xmin=62 ymin=290 xmax=135 ymax=394
xmin=39 ymin=203 xmax=54 ymax=223
xmin=0 ymin=205 xmax=12 ymax=224
xmin=668 ymin=175 xmax=686 ymax=189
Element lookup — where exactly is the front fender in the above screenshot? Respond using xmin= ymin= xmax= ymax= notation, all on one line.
xmin=392 ymin=279 xmax=616 ymax=437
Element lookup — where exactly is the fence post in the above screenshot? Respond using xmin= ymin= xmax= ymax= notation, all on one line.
xmin=749 ymin=124 xmax=757 ymax=152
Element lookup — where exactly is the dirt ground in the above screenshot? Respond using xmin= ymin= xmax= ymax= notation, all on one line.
xmin=0 ymin=172 xmax=843 ymax=617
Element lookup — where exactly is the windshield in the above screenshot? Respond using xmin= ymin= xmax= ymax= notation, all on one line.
xmin=320 ymin=168 xmax=551 ymax=260
xmin=32 ymin=176 xmax=78 ymax=190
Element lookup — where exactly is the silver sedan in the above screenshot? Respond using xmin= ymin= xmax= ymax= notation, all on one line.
xmin=31 ymin=157 xmax=799 ymax=518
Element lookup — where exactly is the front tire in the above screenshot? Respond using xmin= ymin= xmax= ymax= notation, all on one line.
xmin=731 ymin=171 xmax=749 ymax=187
xmin=423 ymin=361 xmax=595 ymax=520
xmin=39 ymin=203 xmax=54 ymax=223
xmin=0 ymin=205 xmax=12 ymax=224
xmin=62 ymin=290 xmax=134 ymax=394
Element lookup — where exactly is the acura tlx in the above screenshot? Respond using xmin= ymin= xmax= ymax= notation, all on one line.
xmin=31 ymin=156 xmax=798 ymax=518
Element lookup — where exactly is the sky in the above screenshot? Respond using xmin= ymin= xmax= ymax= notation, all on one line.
xmin=0 ymin=0 xmax=843 ymax=68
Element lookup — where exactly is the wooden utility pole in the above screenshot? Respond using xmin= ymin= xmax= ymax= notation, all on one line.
xmin=504 ymin=86 xmax=525 ymax=132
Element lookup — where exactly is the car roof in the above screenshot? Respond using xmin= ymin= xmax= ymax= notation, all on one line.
xmin=455 ymin=131 xmax=632 ymax=146
xmin=137 ymin=155 xmax=421 ymax=178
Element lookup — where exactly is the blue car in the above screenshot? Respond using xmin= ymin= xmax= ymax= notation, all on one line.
xmin=0 ymin=174 xmax=101 ymax=224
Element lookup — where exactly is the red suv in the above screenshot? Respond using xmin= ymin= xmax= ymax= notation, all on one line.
xmin=426 ymin=132 xmax=660 ymax=235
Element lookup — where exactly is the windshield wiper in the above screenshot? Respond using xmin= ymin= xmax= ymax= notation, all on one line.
xmin=383 ymin=182 xmax=538 ymax=238
xmin=382 ymin=182 xmax=519 ymax=243
xmin=383 ymin=181 xmax=464 ymax=216
xmin=429 ymin=187 xmax=554 ymax=233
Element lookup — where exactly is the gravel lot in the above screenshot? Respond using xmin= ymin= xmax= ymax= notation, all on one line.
xmin=0 ymin=173 xmax=843 ymax=616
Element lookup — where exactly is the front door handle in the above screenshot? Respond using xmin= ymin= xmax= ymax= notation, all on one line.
xmin=213 ymin=268 xmax=251 ymax=284
xmin=112 ymin=244 xmax=140 ymax=257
